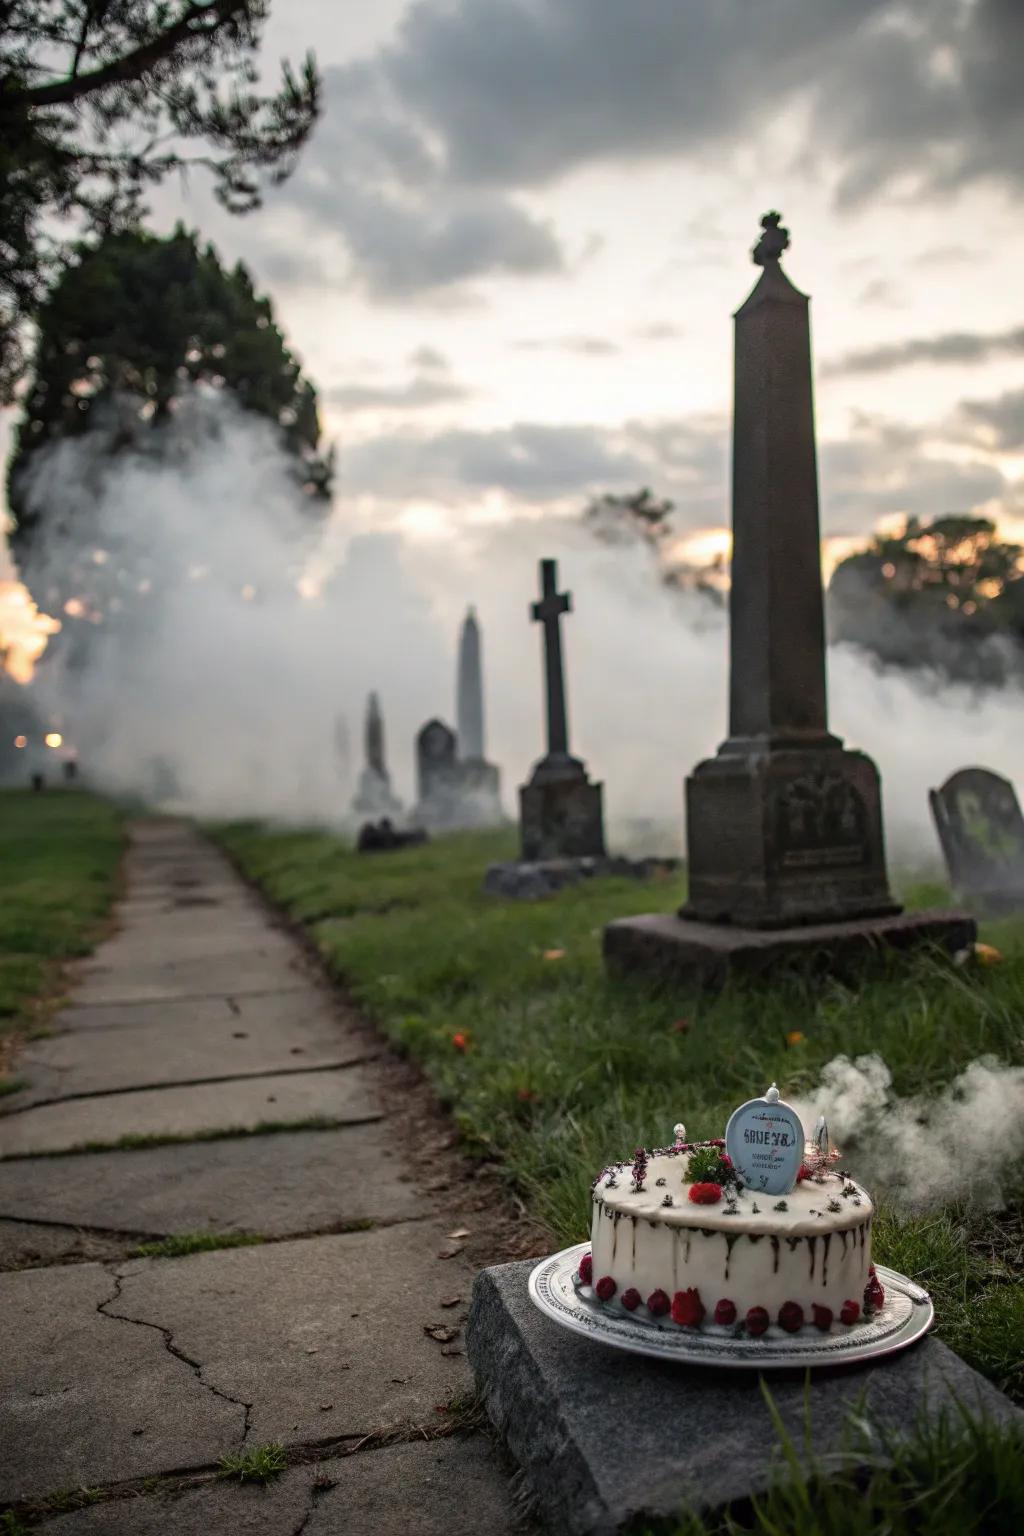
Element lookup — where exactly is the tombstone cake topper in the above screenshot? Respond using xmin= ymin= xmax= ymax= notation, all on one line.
xmin=725 ymin=1082 xmax=804 ymax=1196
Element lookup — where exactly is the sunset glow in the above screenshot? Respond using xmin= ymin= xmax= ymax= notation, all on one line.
xmin=0 ymin=578 xmax=61 ymax=684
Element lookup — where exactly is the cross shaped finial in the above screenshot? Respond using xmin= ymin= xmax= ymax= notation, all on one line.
xmin=752 ymin=211 xmax=789 ymax=267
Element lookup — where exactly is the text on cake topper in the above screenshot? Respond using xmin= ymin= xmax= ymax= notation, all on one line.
xmin=724 ymin=1083 xmax=804 ymax=1196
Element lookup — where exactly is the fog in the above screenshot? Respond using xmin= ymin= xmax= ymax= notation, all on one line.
xmin=11 ymin=387 xmax=1024 ymax=862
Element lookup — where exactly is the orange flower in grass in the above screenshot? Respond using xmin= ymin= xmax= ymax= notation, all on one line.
xmin=452 ymin=1032 xmax=469 ymax=1051
xmin=786 ymin=1030 xmax=804 ymax=1047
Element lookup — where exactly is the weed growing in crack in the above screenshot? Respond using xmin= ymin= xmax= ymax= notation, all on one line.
xmin=218 ymin=1443 xmax=288 ymax=1484
xmin=0 ymin=1078 xmax=25 ymax=1098
xmin=128 ymin=1231 xmax=267 ymax=1260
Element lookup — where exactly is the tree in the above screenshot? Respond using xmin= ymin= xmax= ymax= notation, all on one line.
xmin=6 ymin=223 xmax=331 ymax=624
xmin=0 ymin=1 xmax=319 ymax=400
xmin=583 ymin=486 xmax=727 ymax=604
xmin=828 ymin=515 xmax=1024 ymax=684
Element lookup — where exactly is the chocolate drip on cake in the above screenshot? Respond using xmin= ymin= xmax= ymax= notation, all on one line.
xmin=821 ymin=1232 xmax=831 ymax=1286
xmin=807 ymin=1234 xmax=817 ymax=1281
xmin=770 ymin=1235 xmax=780 ymax=1273
xmin=724 ymin=1233 xmax=739 ymax=1280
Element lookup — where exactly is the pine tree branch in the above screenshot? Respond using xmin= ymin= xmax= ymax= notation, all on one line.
xmin=4 ymin=1 xmax=249 ymax=110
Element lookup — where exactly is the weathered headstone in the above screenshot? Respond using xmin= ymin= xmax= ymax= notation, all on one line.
xmin=605 ymin=213 xmax=974 ymax=981
xmin=351 ymin=692 xmax=403 ymax=821
xmin=519 ymin=559 xmax=605 ymax=861
xmin=930 ymin=767 xmax=1024 ymax=913
xmin=411 ymin=717 xmax=460 ymax=830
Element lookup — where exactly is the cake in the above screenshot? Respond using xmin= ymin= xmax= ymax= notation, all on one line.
xmin=581 ymin=1089 xmax=881 ymax=1336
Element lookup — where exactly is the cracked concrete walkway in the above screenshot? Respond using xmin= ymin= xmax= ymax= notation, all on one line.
xmin=0 ymin=820 xmax=523 ymax=1534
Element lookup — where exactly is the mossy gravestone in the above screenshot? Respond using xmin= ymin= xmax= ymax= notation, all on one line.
xmin=930 ymin=766 xmax=1024 ymax=914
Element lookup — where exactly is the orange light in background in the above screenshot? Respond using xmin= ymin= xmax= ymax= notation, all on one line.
xmin=14 ymin=735 xmax=26 ymax=749
xmin=44 ymin=732 xmax=63 ymax=749
xmin=0 ymin=579 xmax=61 ymax=683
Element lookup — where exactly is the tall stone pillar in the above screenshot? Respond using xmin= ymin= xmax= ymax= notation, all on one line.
xmin=456 ymin=607 xmax=486 ymax=761
xmin=684 ymin=214 xmax=897 ymax=927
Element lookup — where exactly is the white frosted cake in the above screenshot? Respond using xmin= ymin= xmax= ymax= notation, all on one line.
xmin=580 ymin=1113 xmax=882 ymax=1336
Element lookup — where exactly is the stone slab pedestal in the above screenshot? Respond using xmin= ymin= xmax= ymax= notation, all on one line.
xmin=485 ymin=855 xmax=679 ymax=901
xmin=467 ymin=1259 xmax=1020 ymax=1536
xmin=604 ymin=909 xmax=976 ymax=990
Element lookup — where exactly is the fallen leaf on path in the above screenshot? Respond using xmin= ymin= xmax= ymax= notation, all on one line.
xmin=424 ymin=1324 xmax=460 ymax=1343
xmin=438 ymin=1244 xmax=464 ymax=1260
xmin=319 ymin=1402 xmax=333 ymax=1411
xmin=446 ymin=1228 xmax=471 ymax=1240
xmin=439 ymin=1296 xmax=462 ymax=1308
xmin=440 ymin=1345 xmax=465 ymax=1356
xmin=232 ymin=1031 xmax=248 ymax=1039
xmin=391 ymin=1376 xmax=412 ymax=1385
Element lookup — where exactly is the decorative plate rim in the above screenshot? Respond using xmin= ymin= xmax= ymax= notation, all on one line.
xmin=527 ymin=1242 xmax=934 ymax=1370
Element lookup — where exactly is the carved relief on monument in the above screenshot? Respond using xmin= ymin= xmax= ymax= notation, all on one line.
xmin=773 ymin=772 xmax=868 ymax=871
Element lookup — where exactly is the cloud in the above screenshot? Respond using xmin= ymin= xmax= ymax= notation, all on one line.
xmin=634 ymin=323 xmax=685 ymax=342
xmin=408 ymin=346 xmax=449 ymax=371
xmin=956 ymin=386 xmax=1024 ymax=451
xmin=326 ymin=373 xmax=471 ymax=412
xmin=514 ymin=335 xmax=620 ymax=356
xmin=821 ymin=325 xmax=1024 ymax=379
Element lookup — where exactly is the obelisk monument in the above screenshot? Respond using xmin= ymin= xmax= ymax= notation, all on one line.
xmin=351 ymin=691 xmax=403 ymax=821
xmin=605 ymin=213 xmax=974 ymax=981
xmin=456 ymin=607 xmax=486 ymax=761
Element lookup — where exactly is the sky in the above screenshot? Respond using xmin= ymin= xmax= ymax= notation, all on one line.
xmin=4 ymin=0 xmax=1024 ymax=843
xmin=124 ymin=0 xmax=1024 ymax=563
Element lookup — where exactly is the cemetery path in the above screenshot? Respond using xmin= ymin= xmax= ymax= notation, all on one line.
xmin=0 ymin=819 xmax=529 ymax=1535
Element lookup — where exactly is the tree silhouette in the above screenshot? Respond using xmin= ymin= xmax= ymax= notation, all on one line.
xmin=0 ymin=1 xmax=319 ymax=399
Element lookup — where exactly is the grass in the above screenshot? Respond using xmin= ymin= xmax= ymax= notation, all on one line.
xmin=0 ymin=789 xmax=123 ymax=1068
xmin=127 ymin=1230 xmax=267 ymax=1260
xmin=216 ymin=823 xmax=1024 ymax=1407
xmin=217 ymin=1442 xmax=288 ymax=1484
xmin=637 ymin=1391 xmax=1024 ymax=1534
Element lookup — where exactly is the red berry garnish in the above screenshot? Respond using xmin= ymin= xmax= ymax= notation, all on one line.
xmin=812 ymin=1304 xmax=833 ymax=1332
xmin=621 ymin=1287 xmax=641 ymax=1312
xmin=865 ymin=1276 xmax=885 ymax=1312
xmin=688 ymin=1182 xmax=723 ymax=1205
xmin=578 ymin=1253 xmax=593 ymax=1285
xmin=595 ymin=1275 xmax=616 ymax=1302
xmin=840 ymin=1299 xmax=860 ymax=1325
xmin=646 ymin=1289 xmax=670 ymax=1317
xmin=745 ymin=1306 xmax=770 ymax=1337
xmin=778 ymin=1301 xmax=804 ymax=1333
xmin=714 ymin=1299 xmax=737 ymax=1326
xmin=868 ymin=1263 xmax=876 ymax=1275
xmin=797 ymin=1163 xmax=814 ymax=1182
xmin=671 ymin=1287 xmax=705 ymax=1327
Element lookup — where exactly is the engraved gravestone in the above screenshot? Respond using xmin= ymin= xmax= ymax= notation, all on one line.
xmin=604 ymin=212 xmax=975 ymax=982
xmin=930 ymin=767 xmax=1024 ymax=914
xmin=682 ymin=212 xmax=899 ymax=928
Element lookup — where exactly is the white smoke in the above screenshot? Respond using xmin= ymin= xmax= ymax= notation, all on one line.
xmin=7 ymin=385 xmax=1024 ymax=860
xmin=792 ymin=1053 xmax=1024 ymax=1210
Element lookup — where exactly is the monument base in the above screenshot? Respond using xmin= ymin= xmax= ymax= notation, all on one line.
xmin=485 ymin=855 xmax=678 ymax=901
xmin=685 ymin=745 xmax=898 ymax=927
xmin=603 ymin=908 xmax=976 ymax=989
xmin=520 ymin=772 xmax=605 ymax=861
xmin=467 ymin=1260 xmax=1019 ymax=1536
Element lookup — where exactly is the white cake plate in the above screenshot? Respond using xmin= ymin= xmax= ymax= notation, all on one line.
xmin=528 ymin=1242 xmax=934 ymax=1370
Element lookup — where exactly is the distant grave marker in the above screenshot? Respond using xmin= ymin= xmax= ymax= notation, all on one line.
xmin=930 ymin=767 xmax=1024 ymax=913
xmin=351 ymin=692 xmax=403 ymax=822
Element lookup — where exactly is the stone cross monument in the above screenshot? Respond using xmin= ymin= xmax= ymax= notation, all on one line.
xmin=456 ymin=606 xmax=486 ymax=761
xmin=519 ymin=559 xmax=605 ymax=860
xmin=351 ymin=691 xmax=403 ymax=821
xmin=604 ymin=213 xmax=974 ymax=982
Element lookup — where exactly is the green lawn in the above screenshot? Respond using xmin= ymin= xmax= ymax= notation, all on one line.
xmin=217 ymin=821 xmax=1024 ymax=1528
xmin=0 ymin=789 xmax=124 ymax=1063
